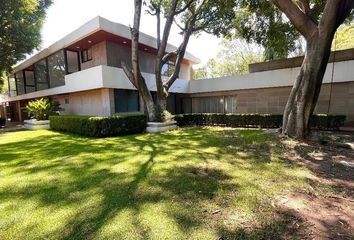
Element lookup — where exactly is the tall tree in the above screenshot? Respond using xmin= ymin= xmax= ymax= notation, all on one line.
xmin=271 ymin=0 xmax=354 ymax=139
xmin=234 ymin=1 xmax=354 ymax=139
xmin=123 ymin=0 xmax=236 ymax=121
xmin=0 ymin=0 xmax=52 ymax=88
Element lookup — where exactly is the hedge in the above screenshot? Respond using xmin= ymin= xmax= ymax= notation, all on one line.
xmin=0 ymin=118 xmax=5 ymax=127
xmin=49 ymin=114 xmax=147 ymax=137
xmin=174 ymin=113 xmax=346 ymax=130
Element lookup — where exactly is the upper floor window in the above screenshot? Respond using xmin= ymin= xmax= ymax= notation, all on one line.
xmin=81 ymin=48 xmax=92 ymax=63
xmin=161 ymin=62 xmax=175 ymax=77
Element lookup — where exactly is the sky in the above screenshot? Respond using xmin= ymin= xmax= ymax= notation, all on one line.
xmin=40 ymin=0 xmax=222 ymax=66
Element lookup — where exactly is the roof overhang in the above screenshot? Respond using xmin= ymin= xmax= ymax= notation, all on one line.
xmin=14 ymin=16 xmax=200 ymax=72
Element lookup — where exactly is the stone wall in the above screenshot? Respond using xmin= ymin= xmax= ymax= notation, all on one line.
xmin=188 ymin=81 xmax=354 ymax=125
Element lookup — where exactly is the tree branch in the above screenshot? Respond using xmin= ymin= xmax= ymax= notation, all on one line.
xmin=175 ymin=0 xmax=194 ymax=14
xmin=121 ymin=61 xmax=138 ymax=89
xmin=162 ymin=51 xmax=177 ymax=64
xmin=272 ymin=0 xmax=318 ymax=40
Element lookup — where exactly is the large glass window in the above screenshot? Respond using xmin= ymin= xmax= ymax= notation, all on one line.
xmin=48 ymin=50 xmax=65 ymax=88
xmin=192 ymin=96 xmax=237 ymax=113
xmin=114 ymin=89 xmax=139 ymax=113
xmin=225 ymin=96 xmax=237 ymax=113
xmin=8 ymin=76 xmax=17 ymax=97
xmin=34 ymin=59 xmax=49 ymax=91
xmin=24 ymin=70 xmax=36 ymax=93
xmin=65 ymin=50 xmax=80 ymax=74
xmin=15 ymin=72 xmax=25 ymax=95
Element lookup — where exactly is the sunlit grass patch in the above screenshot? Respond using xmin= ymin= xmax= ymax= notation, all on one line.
xmin=0 ymin=128 xmax=312 ymax=239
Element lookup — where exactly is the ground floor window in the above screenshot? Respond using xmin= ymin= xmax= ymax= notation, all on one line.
xmin=190 ymin=95 xmax=237 ymax=113
xmin=114 ymin=89 xmax=139 ymax=113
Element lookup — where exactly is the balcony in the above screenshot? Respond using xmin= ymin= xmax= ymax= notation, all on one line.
xmin=6 ymin=65 xmax=191 ymax=102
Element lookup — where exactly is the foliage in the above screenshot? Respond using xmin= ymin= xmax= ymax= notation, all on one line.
xmin=26 ymin=98 xmax=60 ymax=121
xmin=49 ymin=114 xmax=147 ymax=137
xmin=0 ymin=0 xmax=52 ymax=81
xmin=232 ymin=1 xmax=301 ymax=60
xmin=0 ymin=118 xmax=5 ymax=127
xmin=175 ymin=113 xmax=346 ymax=130
xmin=0 ymin=72 xmax=8 ymax=94
xmin=193 ymin=39 xmax=264 ymax=79
xmin=333 ymin=23 xmax=354 ymax=51
xmin=0 ymin=128 xmax=312 ymax=239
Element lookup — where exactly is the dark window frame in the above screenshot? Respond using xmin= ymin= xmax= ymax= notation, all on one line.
xmin=81 ymin=48 xmax=92 ymax=63
xmin=64 ymin=49 xmax=81 ymax=74
xmin=114 ymin=89 xmax=140 ymax=113
xmin=24 ymin=70 xmax=36 ymax=93
xmin=34 ymin=58 xmax=50 ymax=91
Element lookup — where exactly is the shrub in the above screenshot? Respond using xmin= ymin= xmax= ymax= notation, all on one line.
xmin=26 ymin=98 xmax=60 ymax=120
xmin=50 ymin=114 xmax=147 ymax=137
xmin=0 ymin=118 xmax=5 ymax=127
xmin=174 ymin=113 xmax=346 ymax=130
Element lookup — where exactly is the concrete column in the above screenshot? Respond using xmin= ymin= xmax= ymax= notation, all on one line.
xmin=101 ymin=88 xmax=113 ymax=116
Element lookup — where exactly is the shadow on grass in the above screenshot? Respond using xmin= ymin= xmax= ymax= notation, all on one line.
xmin=0 ymin=128 xmax=307 ymax=239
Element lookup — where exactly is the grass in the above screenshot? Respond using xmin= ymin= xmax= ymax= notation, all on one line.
xmin=0 ymin=127 xmax=313 ymax=239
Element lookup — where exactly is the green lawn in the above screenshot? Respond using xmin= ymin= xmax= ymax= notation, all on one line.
xmin=0 ymin=127 xmax=312 ymax=239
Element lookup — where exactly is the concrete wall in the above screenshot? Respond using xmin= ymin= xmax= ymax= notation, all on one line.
xmin=188 ymin=81 xmax=354 ymax=125
xmin=106 ymin=41 xmax=193 ymax=79
xmin=249 ymin=48 xmax=354 ymax=73
xmin=52 ymin=89 xmax=114 ymax=116
xmin=81 ymin=41 xmax=108 ymax=70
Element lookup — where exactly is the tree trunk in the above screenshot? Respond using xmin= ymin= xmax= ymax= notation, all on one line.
xmin=282 ymin=33 xmax=334 ymax=139
xmin=123 ymin=0 xmax=157 ymax=121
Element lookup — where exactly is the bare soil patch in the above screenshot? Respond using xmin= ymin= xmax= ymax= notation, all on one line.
xmin=278 ymin=131 xmax=354 ymax=239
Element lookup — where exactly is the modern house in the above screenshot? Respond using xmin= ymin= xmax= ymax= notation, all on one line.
xmin=1 ymin=16 xmax=354 ymax=126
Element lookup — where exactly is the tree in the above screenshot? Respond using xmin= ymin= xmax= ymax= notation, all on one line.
xmin=234 ymin=1 xmax=354 ymax=139
xmin=123 ymin=0 xmax=236 ymax=121
xmin=270 ymin=0 xmax=354 ymax=139
xmin=0 ymin=0 xmax=52 ymax=88
xmin=193 ymin=38 xmax=264 ymax=79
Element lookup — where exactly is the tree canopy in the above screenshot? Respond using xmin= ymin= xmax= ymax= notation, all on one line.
xmin=231 ymin=0 xmax=354 ymax=60
xmin=193 ymin=39 xmax=264 ymax=79
xmin=0 ymin=0 xmax=52 ymax=89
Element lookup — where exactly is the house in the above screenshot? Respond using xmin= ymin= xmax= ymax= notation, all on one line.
xmin=1 ymin=16 xmax=354 ymax=126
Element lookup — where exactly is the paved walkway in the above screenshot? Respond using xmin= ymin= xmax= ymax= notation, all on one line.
xmin=0 ymin=122 xmax=25 ymax=133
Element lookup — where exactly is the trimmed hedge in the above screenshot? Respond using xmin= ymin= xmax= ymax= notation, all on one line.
xmin=49 ymin=114 xmax=147 ymax=137
xmin=174 ymin=113 xmax=346 ymax=130
xmin=0 ymin=118 xmax=5 ymax=127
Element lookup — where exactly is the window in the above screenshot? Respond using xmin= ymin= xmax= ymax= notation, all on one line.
xmin=225 ymin=96 xmax=237 ymax=113
xmin=191 ymin=96 xmax=237 ymax=113
xmin=15 ymin=72 xmax=25 ymax=95
xmin=24 ymin=70 xmax=36 ymax=93
xmin=48 ymin=50 xmax=65 ymax=88
xmin=8 ymin=76 xmax=17 ymax=97
xmin=34 ymin=59 xmax=49 ymax=91
xmin=161 ymin=63 xmax=175 ymax=77
xmin=114 ymin=89 xmax=139 ymax=113
xmin=81 ymin=48 xmax=92 ymax=63
xmin=65 ymin=50 xmax=80 ymax=74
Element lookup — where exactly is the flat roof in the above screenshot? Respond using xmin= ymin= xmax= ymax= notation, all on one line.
xmin=14 ymin=16 xmax=200 ymax=72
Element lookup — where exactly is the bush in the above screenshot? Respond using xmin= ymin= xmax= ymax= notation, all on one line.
xmin=26 ymin=98 xmax=60 ymax=120
xmin=50 ymin=114 xmax=147 ymax=137
xmin=174 ymin=113 xmax=346 ymax=130
xmin=0 ymin=118 xmax=5 ymax=127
